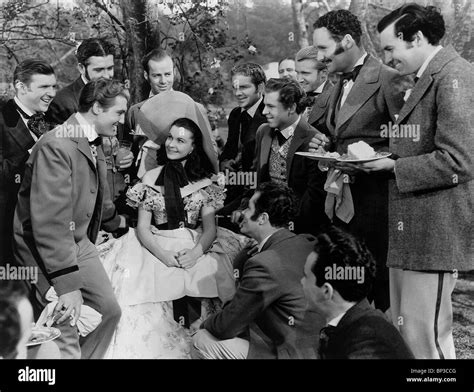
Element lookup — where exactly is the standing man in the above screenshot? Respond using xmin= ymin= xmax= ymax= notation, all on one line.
xmin=295 ymin=46 xmax=333 ymax=133
xmin=220 ymin=63 xmax=267 ymax=173
xmin=309 ymin=10 xmax=404 ymax=312
xmin=193 ymin=182 xmax=323 ymax=359
xmin=360 ymin=3 xmax=473 ymax=359
xmin=124 ymin=48 xmax=175 ymax=177
xmin=0 ymin=59 xmax=56 ymax=263
xmin=46 ymin=37 xmax=131 ymax=232
xmin=14 ymin=79 xmax=127 ymax=359
xmin=278 ymin=57 xmax=297 ymax=80
xmin=255 ymin=78 xmax=328 ymax=235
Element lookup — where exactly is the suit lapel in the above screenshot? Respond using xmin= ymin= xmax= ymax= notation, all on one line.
xmin=286 ymin=119 xmax=307 ymax=178
xmin=396 ymin=47 xmax=457 ymax=125
xmin=326 ymin=79 xmax=343 ymax=136
xmin=335 ymin=56 xmax=381 ymax=132
xmin=259 ymin=125 xmax=273 ymax=172
xmin=308 ymin=89 xmax=331 ymax=125
xmin=2 ymin=100 xmax=35 ymax=150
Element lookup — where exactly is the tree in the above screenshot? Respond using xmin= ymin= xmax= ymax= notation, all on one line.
xmin=291 ymin=0 xmax=309 ymax=48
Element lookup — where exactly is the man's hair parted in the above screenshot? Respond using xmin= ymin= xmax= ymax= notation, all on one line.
xmin=78 ymin=78 xmax=129 ymax=113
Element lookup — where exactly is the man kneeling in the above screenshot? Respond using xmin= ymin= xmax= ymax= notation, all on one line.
xmin=192 ymin=182 xmax=324 ymax=359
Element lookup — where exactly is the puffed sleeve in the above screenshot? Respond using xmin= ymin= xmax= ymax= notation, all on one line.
xmin=201 ymin=173 xmax=226 ymax=210
xmin=126 ymin=182 xmax=164 ymax=212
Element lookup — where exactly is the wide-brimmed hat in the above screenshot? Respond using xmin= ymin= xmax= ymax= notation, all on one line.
xmin=135 ymin=90 xmax=218 ymax=173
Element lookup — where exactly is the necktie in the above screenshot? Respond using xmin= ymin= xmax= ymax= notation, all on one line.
xmin=89 ymin=137 xmax=102 ymax=147
xmin=239 ymin=110 xmax=252 ymax=142
xmin=273 ymin=129 xmax=286 ymax=146
xmin=318 ymin=325 xmax=337 ymax=359
xmin=15 ymin=104 xmax=49 ymax=138
xmin=341 ymin=64 xmax=363 ymax=84
xmin=307 ymin=91 xmax=320 ymax=98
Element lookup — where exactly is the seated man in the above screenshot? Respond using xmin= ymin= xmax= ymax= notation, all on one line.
xmin=192 ymin=182 xmax=324 ymax=359
xmin=301 ymin=226 xmax=414 ymax=359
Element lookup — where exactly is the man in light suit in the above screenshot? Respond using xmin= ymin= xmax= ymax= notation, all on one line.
xmin=13 ymin=79 xmax=128 ymax=359
xmin=309 ymin=10 xmax=405 ymax=312
xmin=0 ymin=60 xmax=56 ymax=264
xmin=301 ymin=226 xmax=413 ymax=359
xmin=124 ymin=48 xmax=175 ymax=178
xmin=255 ymin=78 xmax=328 ymax=235
xmin=361 ymin=3 xmax=474 ymax=359
xmin=192 ymin=182 xmax=324 ymax=359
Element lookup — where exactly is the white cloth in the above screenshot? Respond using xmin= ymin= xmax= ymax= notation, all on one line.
xmin=136 ymin=139 xmax=160 ymax=179
xmin=36 ymin=287 xmax=102 ymax=337
xmin=324 ymin=168 xmax=354 ymax=223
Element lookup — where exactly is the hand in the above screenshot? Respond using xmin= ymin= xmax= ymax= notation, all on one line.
xmin=359 ymin=158 xmax=395 ymax=173
xmin=50 ymin=290 xmax=83 ymax=326
xmin=159 ymin=250 xmax=181 ymax=268
xmin=189 ymin=317 xmax=204 ymax=336
xmin=176 ymin=248 xmax=203 ymax=269
xmin=246 ymin=244 xmax=259 ymax=257
xmin=230 ymin=210 xmax=243 ymax=224
xmin=308 ymin=133 xmax=330 ymax=152
xmin=118 ymin=152 xmax=134 ymax=170
xmin=220 ymin=159 xmax=237 ymax=172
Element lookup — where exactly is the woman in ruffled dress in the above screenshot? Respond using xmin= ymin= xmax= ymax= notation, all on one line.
xmin=99 ymin=106 xmax=250 ymax=358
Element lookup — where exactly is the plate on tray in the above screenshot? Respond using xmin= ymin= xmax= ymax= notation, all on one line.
xmin=336 ymin=151 xmax=392 ymax=163
xmin=26 ymin=326 xmax=61 ymax=347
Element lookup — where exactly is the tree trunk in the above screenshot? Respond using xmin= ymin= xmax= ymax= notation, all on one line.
xmin=291 ymin=0 xmax=309 ymax=49
xmin=349 ymin=0 xmax=377 ymax=57
xmin=120 ymin=0 xmax=160 ymax=104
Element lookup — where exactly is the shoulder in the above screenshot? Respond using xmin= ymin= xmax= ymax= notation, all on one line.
xmin=256 ymin=122 xmax=271 ymax=137
xmin=142 ymin=166 xmax=162 ymax=185
xmin=228 ymin=107 xmax=241 ymax=121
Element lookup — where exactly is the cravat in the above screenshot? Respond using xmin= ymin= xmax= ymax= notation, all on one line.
xmin=341 ymin=64 xmax=363 ymax=84
xmin=15 ymin=104 xmax=49 ymax=138
xmin=307 ymin=91 xmax=320 ymax=98
xmin=273 ymin=128 xmax=286 ymax=146
xmin=318 ymin=325 xmax=337 ymax=359
xmin=89 ymin=137 xmax=102 ymax=146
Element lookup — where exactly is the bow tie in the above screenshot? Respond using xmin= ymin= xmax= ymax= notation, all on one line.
xmin=341 ymin=65 xmax=362 ymax=84
xmin=307 ymin=91 xmax=320 ymax=98
xmin=89 ymin=137 xmax=102 ymax=147
xmin=15 ymin=104 xmax=49 ymax=138
xmin=318 ymin=325 xmax=337 ymax=359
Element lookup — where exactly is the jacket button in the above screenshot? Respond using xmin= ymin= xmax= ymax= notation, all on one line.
xmin=90 ymin=188 xmax=96 ymax=193
xmin=87 ymin=212 xmax=92 ymax=218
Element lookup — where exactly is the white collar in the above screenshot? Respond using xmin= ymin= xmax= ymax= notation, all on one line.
xmin=352 ymin=52 xmax=367 ymax=70
xmin=314 ymin=81 xmax=326 ymax=94
xmin=243 ymin=96 xmax=263 ymax=118
xmin=279 ymin=116 xmax=300 ymax=140
xmin=81 ymin=74 xmax=89 ymax=86
xmin=416 ymin=45 xmax=443 ymax=79
xmin=14 ymin=96 xmax=35 ymax=118
xmin=327 ymin=311 xmax=346 ymax=327
xmin=75 ymin=112 xmax=99 ymax=142
xmin=257 ymin=233 xmax=273 ymax=253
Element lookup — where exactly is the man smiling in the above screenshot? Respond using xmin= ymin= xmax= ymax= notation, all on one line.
xmin=0 ymin=59 xmax=56 ymax=263
xmin=360 ymin=3 xmax=474 ymax=359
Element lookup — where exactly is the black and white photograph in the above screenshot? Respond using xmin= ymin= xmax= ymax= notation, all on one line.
xmin=0 ymin=0 xmax=473 ymax=389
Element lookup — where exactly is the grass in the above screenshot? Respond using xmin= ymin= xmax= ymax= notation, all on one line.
xmin=453 ymin=271 xmax=474 ymax=359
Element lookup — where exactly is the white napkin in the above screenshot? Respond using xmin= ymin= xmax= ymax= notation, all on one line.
xmin=36 ymin=287 xmax=103 ymax=337
xmin=324 ymin=168 xmax=354 ymax=223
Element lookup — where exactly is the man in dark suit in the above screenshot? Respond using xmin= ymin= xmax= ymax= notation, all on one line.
xmin=220 ymin=63 xmax=267 ymax=173
xmin=361 ymin=4 xmax=474 ymax=359
xmin=13 ymin=79 xmax=127 ymax=359
xmin=255 ymin=78 xmax=328 ymax=235
xmin=192 ymin=182 xmax=324 ymax=359
xmin=46 ymin=37 xmax=130 ymax=233
xmin=294 ymin=45 xmax=333 ymax=133
xmin=0 ymin=60 xmax=57 ymax=264
xmin=309 ymin=10 xmax=404 ymax=312
xmin=301 ymin=225 xmax=413 ymax=359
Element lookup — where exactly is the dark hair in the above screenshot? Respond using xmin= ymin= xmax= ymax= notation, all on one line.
xmin=141 ymin=48 xmax=172 ymax=73
xmin=231 ymin=63 xmax=266 ymax=88
xmin=0 ymin=280 xmax=28 ymax=359
xmin=314 ymin=10 xmax=362 ymax=46
xmin=377 ymin=3 xmax=445 ymax=45
xmin=156 ymin=118 xmax=215 ymax=182
xmin=0 ymin=300 xmax=21 ymax=358
xmin=265 ymin=78 xmax=312 ymax=114
xmin=310 ymin=226 xmax=375 ymax=302
xmin=13 ymin=59 xmax=55 ymax=86
xmin=251 ymin=182 xmax=297 ymax=228
xmin=76 ymin=38 xmax=116 ymax=66
xmin=78 ymin=78 xmax=130 ymax=113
